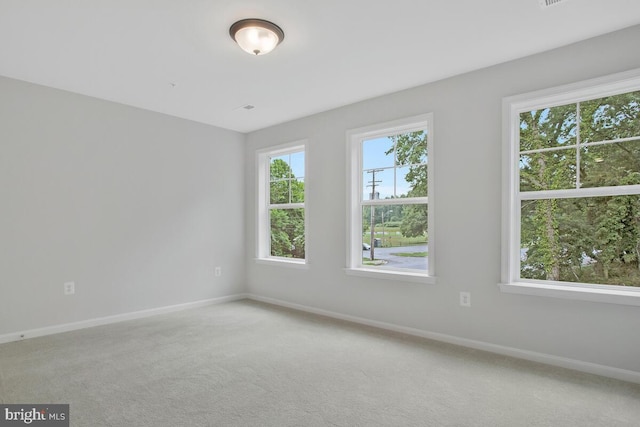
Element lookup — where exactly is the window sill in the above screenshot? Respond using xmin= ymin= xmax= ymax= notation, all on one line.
xmin=345 ymin=268 xmax=436 ymax=284
xmin=499 ymin=281 xmax=640 ymax=307
xmin=255 ymin=258 xmax=309 ymax=269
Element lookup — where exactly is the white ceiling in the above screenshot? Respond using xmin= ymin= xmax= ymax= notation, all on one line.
xmin=1 ymin=0 xmax=639 ymax=133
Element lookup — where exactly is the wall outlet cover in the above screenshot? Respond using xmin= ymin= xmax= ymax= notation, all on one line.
xmin=460 ymin=291 xmax=471 ymax=307
xmin=64 ymin=282 xmax=75 ymax=295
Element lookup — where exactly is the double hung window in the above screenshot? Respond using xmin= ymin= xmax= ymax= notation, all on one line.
xmin=347 ymin=114 xmax=434 ymax=281
xmin=257 ymin=142 xmax=306 ymax=264
xmin=502 ymin=70 xmax=640 ymax=305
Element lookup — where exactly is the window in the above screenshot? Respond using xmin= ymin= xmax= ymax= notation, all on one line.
xmin=347 ymin=114 xmax=435 ymax=282
xmin=257 ymin=142 xmax=306 ymax=265
xmin=502 ymin=69 xmax=640 ymax=306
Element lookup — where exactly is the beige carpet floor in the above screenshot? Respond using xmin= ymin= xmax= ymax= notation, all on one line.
xmin=1 ymin=299 xmax=639 ymax=426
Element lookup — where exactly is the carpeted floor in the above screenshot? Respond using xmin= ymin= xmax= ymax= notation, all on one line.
xmin=1 ymin=299 xmax=639 ymax=426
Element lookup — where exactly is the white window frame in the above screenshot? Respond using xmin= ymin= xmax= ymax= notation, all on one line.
xmin=501 ymin=68 xmax=640 ymax=306
xmin=256 ymin=140 xmax=308 ymax=268
xmin=346 ymin=113 xmax=435 ymax=283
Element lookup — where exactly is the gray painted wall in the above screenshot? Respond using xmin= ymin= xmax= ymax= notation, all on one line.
xmin=245 ymin=25 xmax=640 ymax=373
xmin=0 ymin=77 xmax=245 ymax=335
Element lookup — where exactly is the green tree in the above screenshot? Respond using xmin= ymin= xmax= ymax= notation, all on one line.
xmin=399 ymin=204 xmax=427 ymax=238
xmin=393 ymin=131 xmax=428 ymax=196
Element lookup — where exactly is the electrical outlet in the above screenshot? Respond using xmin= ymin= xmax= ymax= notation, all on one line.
xmin=64 ymin=282 xmax=75 ymax=295
xmin=459 ymin=291 xmax=471 ymax=307
xmin=215 ymin=267 xmax=222 ymax=277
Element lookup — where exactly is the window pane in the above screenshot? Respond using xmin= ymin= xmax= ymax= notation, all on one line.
xmin=270 ymin=180 xmax=290 ymax=204
xmin=361 ymin=204 xmax=428 ymax=271
xmin=580 ymin=141 xmax=640 ymax=188
xmin=270 ymin=155 xmax=294 ymax=182
xmin=270 ymin=208 xmax=305 ymax=259
xmin=520 ymin=105 xmax=577 ymax=151
xmin=580 ymin=91 xmax=640 ymax=143
xmin=289 ymin=151 xmax=305 ymax=178
xmin=291 ymin=178 xmax=305 ymax=203
xmin=520 ymin=196 xmax=640 ymax=287
xmin=519 ymin=148 xmax=576 ymax=191
xmin=363 ymin=137 xmax=394 ymax=169
xmin=362 ymin=168 xmax=394 ymax=200
xmin=395 ymin=131 xmax=427 ymax=166
xmin=396 ymin=164 xmax=427 ymax=197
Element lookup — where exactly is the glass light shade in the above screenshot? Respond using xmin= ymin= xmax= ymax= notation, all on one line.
xmin=230 ymin=19 xmax=284 ymax=56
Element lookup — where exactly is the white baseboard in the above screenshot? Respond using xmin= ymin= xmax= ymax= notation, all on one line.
xmin=0 ymin=293 xmax=248 ymax=345
xmin=247 ymin=294 xmax=640 ymax=384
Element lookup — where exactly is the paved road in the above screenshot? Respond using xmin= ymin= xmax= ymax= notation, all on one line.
xmin=363 ymin=244 xmax=428 ymax=271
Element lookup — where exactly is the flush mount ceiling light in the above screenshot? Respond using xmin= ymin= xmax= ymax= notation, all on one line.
xmin=229 ymin=19 xmax=284 ymax=56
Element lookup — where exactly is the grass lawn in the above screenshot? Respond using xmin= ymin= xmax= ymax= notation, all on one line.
xmin=391 ymin=251 xmax=427 ymax=257
xmin=363 ymin=226 xmax=426 ymax=247
xmin=362 ymin=259 xmax=387 ymax=266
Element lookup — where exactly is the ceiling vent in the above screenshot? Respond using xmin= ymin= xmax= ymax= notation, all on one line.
xmin=539 ymin=0 xmax=567 ymax=8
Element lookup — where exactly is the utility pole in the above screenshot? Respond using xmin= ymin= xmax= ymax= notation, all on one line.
xmin=366 ymin=169 xmax=382 ymax=261
xmin=382 ymin=209 xmax=392 ymax=247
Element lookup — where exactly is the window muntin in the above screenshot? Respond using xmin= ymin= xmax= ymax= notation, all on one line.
xmin=348 ymin=114 xmax=434 ymax=278
xmin=508 ymin=79 xmax=640 ymax=291
xmin=269 ymin=152 xmax=305 ymax=205
xmin=257 ymin=143 xmax=306 ymax=263
xmin=362 ymin=133 xmax=428 ymax=199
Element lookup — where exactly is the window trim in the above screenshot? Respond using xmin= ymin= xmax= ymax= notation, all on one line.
xmin=256 ymin=140 xmax=308 ymax=265
xmin=501 ymin=68 xmax=640 ymax=306
xmin=346 ymin=113 xmax=435 ymax=282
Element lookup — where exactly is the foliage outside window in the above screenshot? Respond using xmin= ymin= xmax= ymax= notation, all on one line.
xmin=347 ymin=114 xmax=434 ymax=279
xmin=257 ymin=143 xmax=306 ymax=263
xmin=504 ymin=70 xmax=640 ymax=301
